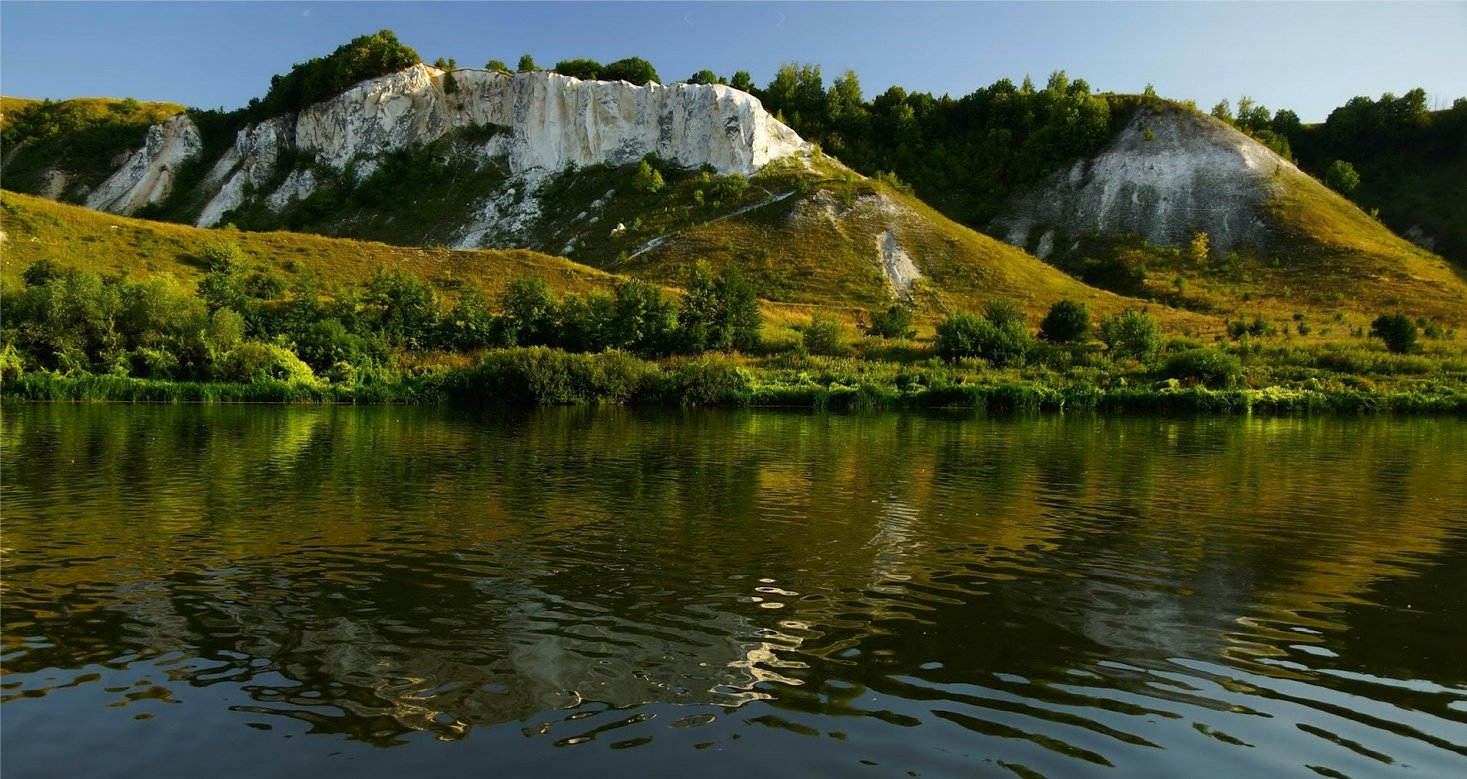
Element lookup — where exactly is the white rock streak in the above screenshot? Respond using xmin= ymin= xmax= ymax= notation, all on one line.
xmin=86 ymin=114 xmax=202 ymax=213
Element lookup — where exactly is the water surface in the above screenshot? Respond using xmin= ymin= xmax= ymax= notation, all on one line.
xmin=3 ymin=406 xmax=1465 ymax=777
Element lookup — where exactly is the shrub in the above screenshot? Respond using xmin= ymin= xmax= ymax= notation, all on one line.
xmin=934 ymin=310 xmax=1031 ymax=366
xmin=1099 ymin=309 xmax=1163 ymax=361
xmin=1039 ymin=300 xmax=1091 ymax=343
xmin=1323 ymin=159 xmax=1360 ymax=194
xmin=1159 ymin=348 xmax=1244 ymax=388
xmin=499 ymin=276 xmax=559 ymax=346
xmin=469 ymin=347 xmax=656 ymax=404
xmin=801 ymin=312 xmax=851 ymax=356
xmin=215 ymin=342 xmax=318 ymax=384
xmin=632 ymin=159 xmax=665 ymax=193
xmin=672 ymin=356 xmax=751 ymax=406
xmin=863 ymin=304 xmax=914 ymax=339
xmin=1370 ymin=313 xmax=1418 ymax=354
xmin=934 ymin=312 xmax=986 ymax=361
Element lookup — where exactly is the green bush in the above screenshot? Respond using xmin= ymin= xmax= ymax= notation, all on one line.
xmin=468 ymin=347 xmax=656 ymax=404
xmin=1159 ymin=348 xmax=1244 ymax=388
xmin=215 ymin=342 xmax=318 ymax=384
xmin=863 ymin=304 xmax=914 ymax=339
xmin=801 ymin=313 xmax=851 ymax=356
xmin=671 ymin=357 xmax=751 ymax=406
xmin=934 ymin=312 xmax=987 ymax=361
xmin=1370 ymin=313 xmax=1418 ymax=354
xmin=1323 ymin=159 xmax=1360 ymax=194
xmin=1039 ymin=300 xmax=1091 ymax=343
xmin=1099 ymin=309 xmax=1163 ymax=362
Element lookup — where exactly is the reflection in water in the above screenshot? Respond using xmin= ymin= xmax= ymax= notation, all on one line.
xmin=2 ymin=406 xmax=1466 ymax=777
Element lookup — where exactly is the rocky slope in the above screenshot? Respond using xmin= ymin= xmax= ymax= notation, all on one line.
xmin=994 ymin=104 xmax=1297 ymax=260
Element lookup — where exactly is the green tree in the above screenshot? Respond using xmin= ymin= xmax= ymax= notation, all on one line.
xmin=1211 ymin=99 xmax=1234 ymax=124
xmin=632 ymin=159 xmax=666 ymax=193
xmin=1323 ymin=159 xmax=1360 ymax=194
xmin=688 ymin=69 xmax=721 ymax=85
xmin=600 ymin=57 xmax=660 ymax=85
xmin=517 ymin=54 xmax=538 ymax=73
xmin=801 ymin=312 xmax=850 ymax=356
xmin=1189 ymin=231 xmax=1211 ymax=263
xmin=1099 ymin=309 xmax=1163 ymax=361
xmin=500 ymin=276 xmax=559 ymax=346
xmin=1039 ymin=300 xmax=1091 ymax=343
xmin=1370 ymin=313 xmax=1418 ymax=354
xmin=554 ymin=58 xmax=603 ymax=80
xmin=729 ymin=71 xmax=755 ymax=92
xmin=863 ymin=303 xmax=914 ymax=339
xmin=485 ymin=59 xmax=509 ymax=73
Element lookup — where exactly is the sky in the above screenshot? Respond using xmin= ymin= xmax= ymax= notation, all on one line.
xmin=2 ymin=1 xmax=1465 ymax=123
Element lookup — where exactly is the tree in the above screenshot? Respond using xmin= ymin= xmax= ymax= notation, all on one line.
xmin=554 ymin=58 xmax=602 ymax=80
xmin=517 ymin=54 xmax=538 ymax=72
xmin=677 ymin=263 xmax=760 ymax=352
xmin=1189 ymin=231 xmax=1211 ymax=263
xmin=1099 ymin=310 xmax=1163 ymax=361
xmin=485 ymin=59 xmax=509 ymax=73
xmin=499 ymin=276 xmax=558 ymax=346
xmin=1370 ymin=313 xmax=1418 ymax=354
xmin=1039 ymin=300 xmax=1091 ymax=343
xmin=1211 ymin=99 xmax=1234 ymax=124
xmin=801 ymin=312 xmax=850 ymax=356
xmin=600 ymin=57 xmax=660 ymax=85
xmin=632 ymin=159 xmax=665 ymax=193
xmin=1323 ymin=159 xmax=1360 ymax=194
xmin=688 ymin=69 xmax=720 ymax=85
xmin=729 ymin=71 xmax=755 ymax=93
xmin=863 ymin=303 xmax=914 ymax=339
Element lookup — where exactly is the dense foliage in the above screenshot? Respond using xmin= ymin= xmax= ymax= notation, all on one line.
xmin=934 ymin=300 xmax=1035 ymax=366
xmin=549 ymin=57 xmax=661 ymax=85
xmin=752 ymin=67 xmax=1114 ymax=226
xmin=0 ymin=255 xmax=766 ymax=389
xmin=250 ymin=30 xmax=420 ymax=119
xmin=0 ymin=97 xmax=184 ymax=197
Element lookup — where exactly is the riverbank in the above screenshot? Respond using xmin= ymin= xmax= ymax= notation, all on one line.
xmin=7 ymin=347 xmax=1466 ymax=413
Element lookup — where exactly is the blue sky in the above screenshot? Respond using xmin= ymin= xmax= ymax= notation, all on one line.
xmin=3 ymin=1 xmax=1464 ymax=122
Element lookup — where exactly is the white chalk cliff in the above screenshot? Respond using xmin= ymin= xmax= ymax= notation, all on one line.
xmin=81 ymin=64 xmax=810 ymax=236
xmin=995 ymin=105 xmax=1299 ymax=258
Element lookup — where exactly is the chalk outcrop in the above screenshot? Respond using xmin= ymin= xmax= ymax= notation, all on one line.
xmin=85 ymin=114 xmax=202 ymax=214
xmin=995 ymin=105 xmax=1297 ymax=258
xmin=67 ymin=63 xmax=810 ymax=234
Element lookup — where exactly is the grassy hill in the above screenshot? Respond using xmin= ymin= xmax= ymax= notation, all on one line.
xmin=0 ymin=190 xmax=620 ymax=300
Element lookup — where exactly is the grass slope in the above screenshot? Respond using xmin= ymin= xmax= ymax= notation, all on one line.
xmin=0 ymin=191 xmax=618 ymax=300
xmin=1 ymin=96 xmax=187 ymax=201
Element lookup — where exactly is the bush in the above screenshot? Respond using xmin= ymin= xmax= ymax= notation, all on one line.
xmin=863 ymin=304 xmax=914 ymax=339
xmin=801 ymin=313 xmax=850 ymax=356
xmin=934 ymin=309 xmax=1032 ymax=366
xmin=671 ymin=357 xmax=751 ymax=406
xmin=1099 ymin=310 xmax=1163 ymax=362
xmin=1370 ymin=313 xmax=1418 ymax=354
xmin=1039 ymin=300 xmax=1091 ymax=343
xmin=469 ymin=347 xmax=656 ymax=404
xmin=934 ymin=312 xmax=986 ymax=361
xmin=215 ymin=342 xmax=318 ymax=384
xmin=1159 ymin=348 xmax=1244 ymax=388
xmin=1323 ymin=159 xmax=1360 ymax=194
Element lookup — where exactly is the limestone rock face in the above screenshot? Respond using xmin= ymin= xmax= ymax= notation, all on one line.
xmin=97 ymin=63 xmax=810 ymax=228
xmin=288 ymin=65 xmax=807 ymax=180
xmin=995 ymin=106 xmax=1296 ymax=258
xmin=86 ymin=114 xmax=202 ymax=213
xmin=196 ymin=116 xmax=294 ymax=228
